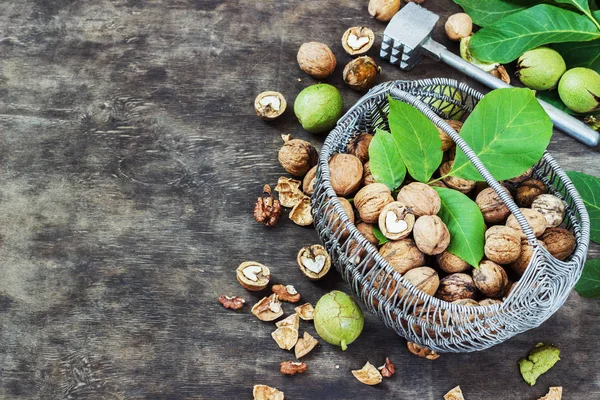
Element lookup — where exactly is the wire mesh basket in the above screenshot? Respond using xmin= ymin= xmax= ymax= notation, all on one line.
xmin=312 ymin=78 xmax=591 ymax=353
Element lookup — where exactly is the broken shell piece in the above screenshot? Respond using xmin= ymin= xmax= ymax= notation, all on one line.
xmin=342 ymin=26 xmax=375 ymax=55
xmin=407 ymin=342 xmax=440 ymax=360
xmin=271 ymin=326 xmax=299 ymax=350
xmin=378 ymin=202 xmax=415 ymax=240
xmin=538 ymin=387 xmax=562 ymax=400
xmin=351 ymin=362 xmax=382 ymax=385
xmin=275 ymin=177 xmax=305 ymax=208
xmin=295 ymin=303 xmax=315 ymax=321
xmin=236 ymin=262 xmax=270 ymax=291
xmin=253 ymin=384 xmax=285 ymax=400
xmin=297 ymin=245 xmax=331 ymax=280
xmin=276 ymin=313 xmax=299 ymax=331
xmin=251 ymin=294 xmax=284 ymax=321
xmin=294 ymin=331 xmax=318 ymax=359
xmin=444 ymin=386 xmax=465 ymax=400
xmin=272 ymin=284 xmax=301 ymax=303
xmin=289 ymin=196 xmax=313 ymax=226
xmin=254 ymin=91 xmax=287 ymax=121
xmin=490 ymin=65 xmax=510 ymax=84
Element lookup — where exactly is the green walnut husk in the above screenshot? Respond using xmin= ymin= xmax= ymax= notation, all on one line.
xmin=516 ymin=47 xmax=566 ymax=91
xmin=518 ymin=343 xmax=561 ymax=386
xmin=558 ymin=68 xmax=600 ymax=114
xmin=460 ymin=36 xmax=499 ymax=73
xmin=294 ymin=83 xmax=344 ymax=134
xmin=313 ymin=290 xmax=364 ymax=351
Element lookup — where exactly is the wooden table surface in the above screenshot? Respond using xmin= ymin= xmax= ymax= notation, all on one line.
xmin=0 ymin=1 xmax=598 ymax=399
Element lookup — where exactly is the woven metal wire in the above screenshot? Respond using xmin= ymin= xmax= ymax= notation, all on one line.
xmin=312 ymin=78 xmax=591 ymax=353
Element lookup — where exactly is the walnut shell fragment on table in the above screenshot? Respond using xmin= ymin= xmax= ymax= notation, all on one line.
xmin=297 ymin=245 xmax=331 ymax=280
xmin=295 ymin=303 xmax=315 ymax=321
xmin=289 ymin=196 xmax=313 ymax=226
xmin=538 ymin=387 xmax=562 ymax=400
xmin=444 ymin=386 xmax=465 ymax=400
xmin=271 ymin=326 xmax=299 ymax=350
xmin=253 ymin=384 xmax=285 ymax=400
xmin=351 ymin=361 xmax=382 ymax=385
xmin=254 ymin=91 xmax=287 ymax=121
xmin=275 ymin=176 xmax=305 ymax=208
xmin=276 ymin=313 xmax=299 ymax=331
xmin=407 ymin=342 xmax=440 ymax=360
xmin=295 ymin=331 xmax=318 ymax=359
xmin=251 ymin=294 xmax=284 ymax=321
xmin=236 ymin=262 xmax=271 ymax=291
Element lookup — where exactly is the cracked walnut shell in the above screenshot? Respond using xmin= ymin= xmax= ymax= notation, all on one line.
xmin=297 ymin=245 xmax=331 ymax=280
xmin=342 ymin=26 xmax=375 ymax=56
xmin=397 ymin=182 xmax=441 ymax=217
xmin=354 ymin=183 xmax=394 ymax=224
xmin=251 ymin=294 xmax=284 ymax=321
xmin=352 ymin=362 xmax=382 ymax=385
xmin=295 ymin=332 xmax=318 ymax=359
xmin=413 ymin=215 xmax=450 ymax=255
xmin=278 ymin=136 xmax=318 ymax=177
xmin=295 ymin=303 xmax=315 ymax=321
xmin=253 ymin=385 xmax=284 ymax=400
xmin=275 ymin=177 xmax=305 ymax=208
xmin=378 ymin=201 xmax=415 ymax=240
xmin=276 ymin=313 xmax=300 ymax=331
xmin=236 ymin=262 xmax=270 ymax=291
xmin=329 ymin=153 xmax=363 ymax=196
xmin=254 ymin=91 xmax=287 ymax=121
xmin=297 ymin=42 xmax=336 ymax=79
xmin=289 ymin=196 xmax=313 ymax=226
xmin=444 ymin=386 xmax=465 ymax=400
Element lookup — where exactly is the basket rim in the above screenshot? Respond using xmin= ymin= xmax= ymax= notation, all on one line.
xmin=314 ymin=78 xmax=590 ymax=318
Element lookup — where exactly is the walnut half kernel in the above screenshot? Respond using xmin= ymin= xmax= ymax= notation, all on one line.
xmin=297 ymin=245 xmax=331 ymax=280
xmin=236 ymin=262 xmax=271 ymax=291
xmin=280 ymin=361 xmax=308 ymax=375
xmin=218 ymin=295 xmax=245 ymax=310
xmin=251 ymin=294 xmax=284 ymax=321
xmin=272 ymin=284 xmax=301 ymax=303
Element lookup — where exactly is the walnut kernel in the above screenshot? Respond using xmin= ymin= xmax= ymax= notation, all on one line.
xmin=272 ymin=284 xmax=301 ymax=303
xmin=407 ymin=342 xmax=440 ymax=360
xmin=218 ymin=295 xmax=245 ymax=310
xmin=378 ymin=357 xmax=395 ymax=377
xmin=280 ymin=361 xmax=308 ymax=375
xmin=297 ymin=42 xmax=336 ymax=79
xmin=254 ymin=185 xmax=282 ymax=227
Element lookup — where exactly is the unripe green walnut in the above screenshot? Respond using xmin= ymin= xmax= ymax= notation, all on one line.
xmin=516 ymin=48 xmax=566 ymax=90
xmin=294 ymin=84 xmax=344 ymax=134
xmin=558 ymin=68 xmax=600 ymax=114
xmin=314 ymin=290 xmax=364 ymax=351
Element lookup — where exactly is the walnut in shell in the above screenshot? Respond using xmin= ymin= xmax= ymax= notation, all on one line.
xmin=253 ymin=385 xmax=284 ymax=400
xmin=506 ymin=208 xmax=547 ymax=239
xmin=351 ymin=362 xmax=382 ymax=385
xmin=278 ymin=136 xmax=318 ymax=177
xmin=413 ymin=215 xmax=450 ymax=255
xmin=397 ymin=182 xmax=441 ymax=217
xmin=236 ymin=262 xmax=270 ymax=291
xmin=443 ymin=298 xmax=480 ymax=325
xmin=515 ymin=178 xmax=546 ymax=207
xmin=342 ymin=26 xmax=375 ymax=56
xmin=379 ymin=238 xmax=425 ymax=274
xmin=272 ymin=284 xmax=301 ymax=303
xmin=435 ymin=273 xmax=476 ymax=302
xmin=326 ymin=197 xmax=355 ymax=239
xmin=295 ymin=331 xmax=318 ymax=358
xmin=275 ymin=176 xmax=305 ymax=208
xmin=362 ymin=161 xmax=376 ymax=186
xmin=407 ymin=342 xmax=440 ymax=360
xmin=368 ymin=0 xmax=401 ymax=22
xmin=484 ymin=225 xmax=522 ymax=264
xmin=531 ymin=194 xmax=565 ymax=228
xmin=401 ymin=266 xmax=440 ymax=298
xmin=347 ymin=132 xmax=373 ymax=164
xmin=254 ymin=91 xmax=287 ymax=121
xmin=440 ymin=160 xmax=476 ymax=193
xmin=540 ymin=227 xmax=576 ymax=261
xmin=506 ymin=167 xmax=533 ymax=185
xmin=473 ymin=260 xmax=508 ymax=298
xmin=329 ymin=153 xmax=363 ymax=196
xmin=356 ymin=222 xmax=379 ymax=247
xmin=297 ymin=42 xmax=336 ymax=79
xmin=295 ymin=303 xmax=315 ymax=321
xmin=437 ymin=120 xmax=462 ymax=152
xmin=445 ymin=13 xmax=473 ymax=41
xmin=289 ymin=196 xmax=313 ymax=226
xmin=437 ymin=251 xmax=470 ymax=274
xmin=297 ymin=245 xmax=331 ymax=280
xmin=271 ymin=326 xmax=299 ymax=350
xmin=354 ymin=183 xmax=394 ymax=224
xmin=476 ymin=187 xmax=512 ymax=224
xmin=343 ymin=56 xmax=379 ymax=91
xmin=251 ymin=294 xmax=284 ymax=321
xmin=302 ymin=165 xmax=318 ymax=196
xmin=378 ymin=201 xmax=415 ymax=240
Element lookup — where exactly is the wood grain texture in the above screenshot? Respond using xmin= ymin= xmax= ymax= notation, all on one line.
xmin=0 ymin=1 xmax=598 ymax=399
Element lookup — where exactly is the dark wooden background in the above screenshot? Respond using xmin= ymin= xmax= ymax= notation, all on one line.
xmin=0 ymin=1 xmax=598 ymax=399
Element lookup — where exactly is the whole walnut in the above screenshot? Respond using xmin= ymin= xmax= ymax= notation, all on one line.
xmin=443 ymin=298 xmax=480 ymax=325
xmin=413 ymin=215 xmax=450 ymax=255
xmin=506 ymin=167 xmax=533 ymax=186
xmin=473 ymin=260 xmax=508 ymax=298
xmin=508 ymin=241 xmax=545 ymax=276
xmin=531 ymin=194 xmax=565 ymax=228
xmin=437 ymin=251 xmax=470 ymax=273
xmin=506 ymin=208 xmax=547 ymax=239
xmin=343 ymin=56 xmax=379 ymax=91
xmin=484 ymin=225 xmax=521 ymax=264
xmin=278 ymin=137 xmax=318 ymax=177
xmin=368 ymin=0 xmax=401 ymax=22
xmin=347 ymin=133 xmax=373 ymax=164
xmin=356 ymin=222 xmax=379 ymax=247
xmin=397 ymin=182 xmax=441 ymax=217
xmin=437 ymin=120 xmax=462 ymax=151
xmin=329 ymin=154 xmax=364 ymax=196
xmin=302 ymin=165 xmax=318 ymax=196
xmin=401 ymin=266 xmax=440 ymax=298
xmin=476 ymin=187 xmax=512 ymax=224
xmin=362 ymin=161 xmax=376 ymax=186
xmin=515 ymin=178 xmax=546 ymax=207
xmin=327 ymin=197 xmax=355 ymax=237
xmin=354 ymin=183 xmax=394 ymax=224
xmin=297 ymin=42 xmax=336 ymax=79
xmin=445 ymin=13 xmax=473 ymax=41
xmin=540 ymin=227 xmax=576 ymax=261
xmin=379 ymin=238 xmax=425 ymax=274
xmin=435 ymin=273 xmax=476 ymax=302
xmin=440 ymin=160 xmax=476 ymax=193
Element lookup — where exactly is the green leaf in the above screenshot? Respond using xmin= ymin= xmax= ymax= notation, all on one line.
xmin=553 ymin=0 xmax=600 ymax=30
xmin=368 ymin=129 xmax=406 ymax=190
xmin=453 ymin=0 xmax=534 ymax=27
xmin=565 ymin=171 xmax=600 ymax=244
xmin=388 ymin=96 xmax=443 ymax=183
xmin=372 ymin=226 xmax=390 ymax=246
xmin=575 ymin=259 xmax=600 ymax=298
xmin=553 ymin=39 xmax=600 ymax=73
xmin=433 ymin=187 xmax=485 ymax=268
xmin=450 ymin=88 xmax=553 ymax=182
xmin=470 ymin=4 xmax=600 ymax=63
